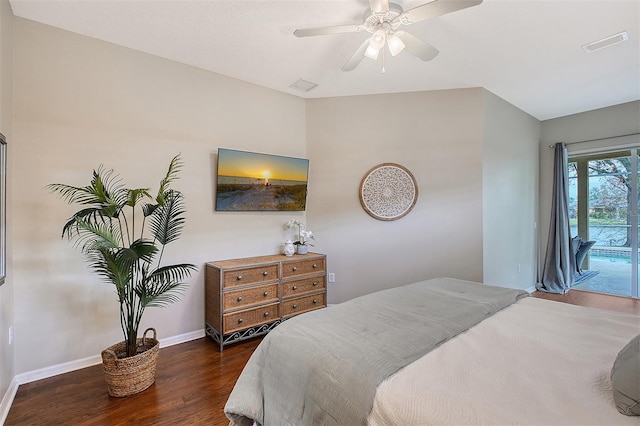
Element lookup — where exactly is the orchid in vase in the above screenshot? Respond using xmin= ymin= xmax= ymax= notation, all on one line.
xmin=285 ymin=219 xmax=315 ymax=254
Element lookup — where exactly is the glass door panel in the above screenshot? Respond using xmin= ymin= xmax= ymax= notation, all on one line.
xmin=636 ymin=155 xmax=640 ymax=298
xmin=571 ymin=150 xmax=638 ymax=298
xmin=568 ymin=161 xmax=577 ymax=238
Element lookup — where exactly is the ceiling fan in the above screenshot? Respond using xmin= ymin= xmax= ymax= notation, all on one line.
xmin=294 ymin=0 xmax=483 ymax=72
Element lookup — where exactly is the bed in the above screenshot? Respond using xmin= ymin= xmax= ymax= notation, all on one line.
xmin=224 ymin=277 xmax=640 ymax=425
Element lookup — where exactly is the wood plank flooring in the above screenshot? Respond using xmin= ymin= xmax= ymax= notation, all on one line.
xmin=531 ymin=288 xmax=640 ymax=315
xmin=6 ymin=289 xmax=639 ymax=425
xmin=5 ymin=337 xmax=261 ymax=425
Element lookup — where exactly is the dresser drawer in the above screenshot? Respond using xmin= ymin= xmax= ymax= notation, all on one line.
xmin=222 ymin=264 xmax=279 ymax=288
xmin=282 ymin=276 xmax=326 ymax=298
xmin=282 ymin=293 xmax=326 ymax=318
xmin=223 ymin=302 xmax=279 ymax=334
xmin=281 ymin=257 xmax=326 ymax=279
xmin=223 ymin=283 xmax=279 ymax=311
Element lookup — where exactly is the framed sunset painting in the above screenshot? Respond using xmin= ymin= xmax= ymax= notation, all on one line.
xmin=215 ymin=148 xmax=309 ymax=211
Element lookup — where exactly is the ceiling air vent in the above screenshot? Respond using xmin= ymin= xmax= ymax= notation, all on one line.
xmin=582 ymin=31 xmax=629 ymax=54
xmin=289 ymin=79 xmax=318 ymax=92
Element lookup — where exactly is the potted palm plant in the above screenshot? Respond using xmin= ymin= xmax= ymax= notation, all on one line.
xmin=47 ymin=154 xmax=196 ymax=397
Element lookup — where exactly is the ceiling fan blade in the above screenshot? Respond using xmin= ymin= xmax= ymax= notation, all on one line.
xmin=294 ymin=24 xmax=364 ymax=37
xmin=395 ymin=0 xmax=482 ymax=26
xmin=342 ymin=39 xmax=370 ymax=72
xmin=396 ymin=31 xmax=439 ymax=61
xmin=369 ymin=0 xmax=390 ymax=14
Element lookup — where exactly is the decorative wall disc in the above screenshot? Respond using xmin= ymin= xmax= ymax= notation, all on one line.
xmin=359 ymin=163 xmax=418 ymax=221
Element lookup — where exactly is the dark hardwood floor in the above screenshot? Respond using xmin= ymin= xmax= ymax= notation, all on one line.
xmin=6 ymin=289 xmax=639 ymax=425
xmin=5 ymin=337 xmax=261 ymax=425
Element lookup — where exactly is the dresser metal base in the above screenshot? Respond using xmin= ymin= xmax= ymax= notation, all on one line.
xmin=206 ymin=320 xmax=281 ymax=351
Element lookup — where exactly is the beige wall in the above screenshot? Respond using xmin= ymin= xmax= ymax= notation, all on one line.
xmin=0 ymin=0 xmax=14 ymax=406
xmin=305 ymin=89 xmax=541 ymax=303
xmin=306 ymin=89 xmax=486 ymax=302
xmin=538 ymin=101 xmax=640 ymax=277
xmin=13 ymin=17 xmax=306 ymax=374
xmin=482 ymin=91 xmax=540 ymax=289
xmin=8 ymin=11 xmax=543 ymax=385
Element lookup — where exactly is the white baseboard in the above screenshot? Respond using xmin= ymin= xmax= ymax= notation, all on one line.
xmin=159 ymin=329 xmax=205 ymax=348
xmin=13 ymin=328 xmax=206 ymax=387
xmin=526 ymin=284 xmax=537 ymax=293
xmin=0 ymin=377 xmax=18 ymax=425
xmin=15 ymin=353 xmax=102 ymax=385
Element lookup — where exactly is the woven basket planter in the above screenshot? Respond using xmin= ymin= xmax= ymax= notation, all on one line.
xmin=101 ymin=327 xmax=160 ymax=397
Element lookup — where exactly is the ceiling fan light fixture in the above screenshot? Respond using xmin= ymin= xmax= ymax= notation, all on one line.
xmin=294 ymin=0 xmax=479 ymax=72
xmin=387 ymin=33 xmax=405 ymax=56
xmin=370 ymin=29 xmax=386 ymax=49
xmin=365 ymin=44 xmax=380 ymax=60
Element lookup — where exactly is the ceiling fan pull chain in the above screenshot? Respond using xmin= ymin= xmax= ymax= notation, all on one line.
xmin=382 ymin=47 xmax=386 ymax=74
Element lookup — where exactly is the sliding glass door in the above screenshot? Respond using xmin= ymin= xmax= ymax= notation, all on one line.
xmin=569 ymin=149 xmax=639 ymax=298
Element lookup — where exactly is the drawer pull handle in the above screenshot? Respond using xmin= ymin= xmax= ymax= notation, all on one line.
xmin=313 ymin=264 xmax=317 ymax=268
xmin=313 ymin=299 xmax=318 ymax=304
xmin=263 ymin=271 xmax=268 ymax=276
xmin=236 ymin=275 xmax=243 ymax=281
xmin=312 ymin=281 xmax=318 ymax=286
xmin=263 ymin=291 xmax=269 ymax=297
xmin=292 ymin=267 xmax=297 ymax=272
xmin=238 ymin=318 xmax=244 ymax=324
xmin=237 ymin=296 xmax=243 ymax=302
xmin=292 ymin=285 xmax=298 ymax=290
xmin=293 ymin=304 xmax=298 ymax=309
xmin=263 ymin=312 xmax=270 ymax=317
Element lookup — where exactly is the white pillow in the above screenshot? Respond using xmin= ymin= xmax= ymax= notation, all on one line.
xmin=611 ymin=334 xmax=640 ymax=416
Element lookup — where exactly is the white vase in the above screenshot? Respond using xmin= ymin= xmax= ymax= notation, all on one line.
xmin=296 ymin=244 xmax=308 ymax=255
xmin=284 ymin=239 xmax=295 ymax=256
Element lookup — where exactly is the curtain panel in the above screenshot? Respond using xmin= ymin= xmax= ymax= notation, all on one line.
xmin=538 ymin=143 xmax=576 ymax=293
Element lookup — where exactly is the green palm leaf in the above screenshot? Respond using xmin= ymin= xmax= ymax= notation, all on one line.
xmin=126 ymin=239 xmax=158 ymax=264
xmin=47 ymin=167 xmax=127 ymax=207
xmin=149 ymin=190 xmax=186 ymax=246
xmin=142 ymin=203 xmax=159 ymax=218
xmin=136 ymin=263 xmax=196 ymax=308
xmin=126 ymin=188 xmax=152 ymax=208
xmin=48 ymin=166 xmax=129 ymax=240
xmin=61 ymin=207 xmax=109 ymax=238
xmin=73 ymin=218 xmax=122 ymax=253
xmin=156 ymin=155 xmax=183 ymax=205
xmin=86 ymin=248 xmax=131 ymax=300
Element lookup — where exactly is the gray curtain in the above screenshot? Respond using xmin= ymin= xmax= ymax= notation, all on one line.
xmin=538 ymin=143 xmax=576 ymax=293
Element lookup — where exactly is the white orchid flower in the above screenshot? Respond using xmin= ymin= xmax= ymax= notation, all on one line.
xmin=284 ymin=219 xmax=316 ymax=246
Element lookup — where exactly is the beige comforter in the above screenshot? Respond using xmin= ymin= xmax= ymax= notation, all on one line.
xmin=368 ymin=297 xmax=640 ymax=425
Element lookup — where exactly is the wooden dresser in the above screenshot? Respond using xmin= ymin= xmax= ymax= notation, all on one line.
xmin=205 ymin=253 xmax=327 ymax=350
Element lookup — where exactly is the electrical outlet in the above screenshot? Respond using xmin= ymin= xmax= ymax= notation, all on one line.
xmin=8 ymin=326 xmax=13 ymax=345
xmin=328 ymin=272 xmax=335 ymax=283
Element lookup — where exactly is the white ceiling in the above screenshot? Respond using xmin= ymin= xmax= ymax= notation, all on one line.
xmin=8 ymin=0 xmax=640 ymax=120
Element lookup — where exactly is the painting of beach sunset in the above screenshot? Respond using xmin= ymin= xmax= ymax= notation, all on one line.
xmin=215 ymin=148 xmax=309 ymax=211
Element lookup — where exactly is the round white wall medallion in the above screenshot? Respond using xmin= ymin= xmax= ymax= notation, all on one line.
xmin=359 ymin=163 xmax=418 ymax=221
